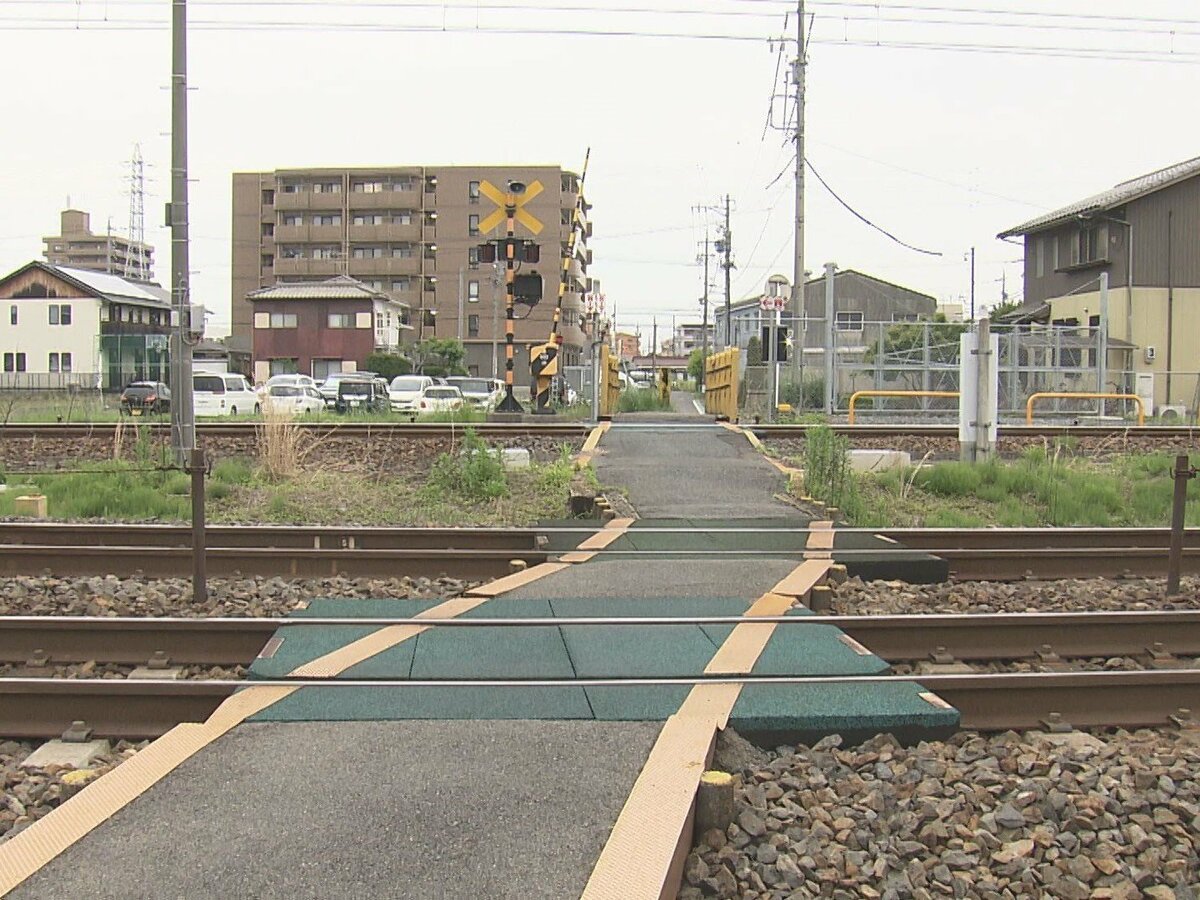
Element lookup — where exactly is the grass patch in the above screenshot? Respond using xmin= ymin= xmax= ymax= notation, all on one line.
xmin=817 ymin=449 xmax=1200 ymax=527
xmin=618 ymin=389 xmax=672 ymax=413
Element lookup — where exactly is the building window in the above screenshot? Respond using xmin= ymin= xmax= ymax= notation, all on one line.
xmin=262 ymin=189 xmax=275 ymax=205
xmin=469 ymin=214 xmax=480 ymax=236
xmin=261 ymin=254 xmax=274 ymax=269
xmin=9 ymin=306 xmax=15 ymax=326
xmin=469 ymin=181 xmax=480 ymax=203
xmin=468 ymin=281 xmax=480 ymax=303
xmin=270 ymin=312 xmax=298 ymax=328
xmin=282 ymin=214 xmax=303 ymax=226
xmin=835 ymin=312 xmax=864 ymax=332
xmin=327 ymin=313 xmax=354 ymax=329
xmin=363 ymin=280 xmax=384 ymax=291
xmin=393 ymin=244 xmax=415 ymax=259
xmin=468 ymin=314 xmax=480 ymax=337
xmin=270 ymin=359 xmax=298 ymax=376
xmin=312 ymin=358 xmax=341 ymax=380
xmin=392 ymin=211 xmax=413 ymax=226
xmin=1072 ymin=226 xmax=1104 ymax=265
xmin=262 ymin=222 xmax=274 ymax=237
xmin=49 ymin=353 xmax=59 ymax=373
xmin=392 ymin=277 xmax=413 ymax=291
xmin=891 ymin=313 xmax=920 ymax=323
xmin=468 ymin=246 xmax=480 ymax=270
xmin=313 ymin=182 xmax=341 ymax=194
xmin=353 ymin=214 xmax=385 ymax=226
xmin=392 ymin=176 xmax=418 ymax=192
xmin=314 ymin=214 xmax=341 ymax=226
xmin=1036 ymin=238 xmax=1045 ymax=278
xmin=352 ymin=246 xmax=385 ymax=259
xmin=280 ymin=183 xmax=299 ymax=194
xmin=2 ymin=353 xmax=23 ymax=372
xmin=312 ymin=247 xmax=339 ymax=259
xmin=61 ymin=352 xmax=71 ymax=373
xmin=352 ymin=181 xmax=384 ymax=194
xmin=48 ymin=306 xmax=58 ymax=325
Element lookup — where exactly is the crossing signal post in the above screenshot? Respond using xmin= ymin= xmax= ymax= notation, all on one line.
xmin=761 ymin=294 xmax=789 ymax=423
xmin=477 ymin=179 xmax=544 ymax=414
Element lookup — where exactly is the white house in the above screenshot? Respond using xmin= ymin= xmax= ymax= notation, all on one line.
xmin=0 ymin=261 xmax=173 ymax=389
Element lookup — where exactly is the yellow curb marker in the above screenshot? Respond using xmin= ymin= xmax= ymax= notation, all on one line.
xmin=582 ymin=557 xmax=833 ymax=900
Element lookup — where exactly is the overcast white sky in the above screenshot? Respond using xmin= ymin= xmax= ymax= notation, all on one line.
xmin=1 ymin=0 xmax=1198 ymax=343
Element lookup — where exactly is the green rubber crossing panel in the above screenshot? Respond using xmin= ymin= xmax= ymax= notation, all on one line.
xmin=584 ymin=685 xmax=692 ymax=721
xmin=408 ymin=597 xmax=577 ymax=680
xmin=729 ymin=681 xmax=960 ymax=746
xmin=536 ymin=518 xmax=604 ymax=553
xmin=749 ymin=620 xmax=891 ymax=677
xmin=603 ymin=518 xmax=812 ymax=556
xmin=831 ymin=532 xmax=949 ymax=583
xmin=247 ymin=685 xmax=594 ymax=722
xmin=249 ymin=599 xmax=439 ymax=679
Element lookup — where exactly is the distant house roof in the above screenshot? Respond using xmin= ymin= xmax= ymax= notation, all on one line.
xmin=998 ymin=155 xmax=1200 ymax=238
xmin=248 ymin=275 xmax=409 ymax=306
xmin=725 ymin=268 xmax=936 ymax=310
xmin=0 ymin=261 xmax=172 ymax=308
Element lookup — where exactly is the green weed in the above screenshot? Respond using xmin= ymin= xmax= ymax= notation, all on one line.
xmin=618 ymin=390 xmax=672 ymax=413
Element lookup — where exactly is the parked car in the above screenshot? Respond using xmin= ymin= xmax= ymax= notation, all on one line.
xmin=388 ymin=375 xmax=435 ymax=412
xmin=318 ymin=371 xmax=381 ymax=406
xmin=193 ymin=372 xmax=261 ymax=417
xmin=446 ymin=376 xmax=500 ymax=409
xmin=263 ymin=384 xmax=325 ymax=416
xmin=415 ymin=385 xmax=464 ymax=413
xmin=120 ymin=381 xmax=170 ymax=416
xmin=263 ymin=373 xmax=318 ymax=394
xmin=334 ymin=377 xmax=389 ymax=414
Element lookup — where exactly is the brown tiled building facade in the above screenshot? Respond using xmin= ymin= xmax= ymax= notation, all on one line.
xmin=232 ymin=165 xmax=590 ymax=379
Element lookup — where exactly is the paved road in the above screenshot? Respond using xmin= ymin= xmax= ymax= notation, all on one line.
xmin=13 ymin=721 xmax=662 ymax=900
xmin=596 ymin=419 xmax=804 ymax=520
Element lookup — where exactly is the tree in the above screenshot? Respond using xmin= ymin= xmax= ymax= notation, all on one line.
xmin=687 ymin=348 xmax=709 ymax=382
xmin=746 ymin=336 xmax=763 ymax=366
xmin=412 ymin=338 xmax=467 ymax=376
xmin=365 ymin=352 xmax=413 ymax=379
xmin=988 ymin=298 xmax=1022 ymax=321
xmin=863 ymin=313 xmax=968 ymax=391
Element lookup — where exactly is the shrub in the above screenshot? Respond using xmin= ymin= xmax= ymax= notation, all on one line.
xmin=618 ymin=389 xmax=671 ymax=413
xmin=365 ymin=353 xmax=413 ymax=380
xmin=425 ymin=428 xmax=508 ymax=501
xmin=803 ymin=426 xmax=858 ymax=514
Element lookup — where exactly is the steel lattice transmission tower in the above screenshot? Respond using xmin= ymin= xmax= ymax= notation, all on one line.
xmin=125 ymin=144 xmax=149 ymax=281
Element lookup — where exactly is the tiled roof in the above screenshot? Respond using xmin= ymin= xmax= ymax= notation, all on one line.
xmin=999 ymin=155 xmax=1200 ymax=237
xmin=248 ymin=276 xmax=408 ymax=305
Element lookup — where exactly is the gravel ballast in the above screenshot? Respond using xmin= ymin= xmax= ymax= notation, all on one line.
xmin=684 ymin=727 xmax=1200 ymax=899
xmin=831 ymin=576 xmax=1200 ymax=616
xmin=0 ymin=574 xmax=476 ymax=617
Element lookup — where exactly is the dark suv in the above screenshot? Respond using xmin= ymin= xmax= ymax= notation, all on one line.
xmin=120 ymin=381 xmax=171 ymax=416
xmin=334 ymin=377 xmax=389 ymax=414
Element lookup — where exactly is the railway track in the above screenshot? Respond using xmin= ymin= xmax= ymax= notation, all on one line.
xmin=0 ymin=524 xmax=1193 ymax=579
xmin=0 ymin=421 xmax=591 ymax=440
xmin=0 ymin=611 xmax=1196 ymax=737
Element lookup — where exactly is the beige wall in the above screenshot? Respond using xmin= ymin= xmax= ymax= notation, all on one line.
xmin=1048 ymin=286 xmax=1200 ymax=411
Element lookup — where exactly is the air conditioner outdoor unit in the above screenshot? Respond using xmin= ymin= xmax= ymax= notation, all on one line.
xmin=1158 ymin=404 xmax=1188 ymax=421
xmin=1145 ymin=346 xmax=1157 ymax=362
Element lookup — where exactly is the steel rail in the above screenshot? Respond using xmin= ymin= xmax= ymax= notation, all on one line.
xmin=751 ymin=424 xmax=1200 ymax=439
xmin=0 ymin=670 xmax=1194 ymax=737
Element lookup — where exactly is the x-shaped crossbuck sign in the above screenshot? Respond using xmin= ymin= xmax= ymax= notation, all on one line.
xmin=478 ymin=180 xmax=545 ymax=235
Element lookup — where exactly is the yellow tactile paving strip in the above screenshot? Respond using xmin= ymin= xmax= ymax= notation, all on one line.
xmin=581 ymin=557 xmax=833 ymax=900
xmin=0 ymin=432 xmax=629 ymax=895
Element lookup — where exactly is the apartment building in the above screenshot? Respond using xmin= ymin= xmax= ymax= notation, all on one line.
xmin=43 ymin=209 xmax=154 ymax=282
xmin=232 ymin=165 xmax=590 ymax=379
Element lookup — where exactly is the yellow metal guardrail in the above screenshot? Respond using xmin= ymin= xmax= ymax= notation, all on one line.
xmin=848 ymin=390 xmax=960 ymax=425
xmin=598 ymin=344 xmax=622 ymax=419
xmin=704 ymin=349 xmax=739 ymax=420
xmin=1026 ymin=392 xmax=1145 ymax=426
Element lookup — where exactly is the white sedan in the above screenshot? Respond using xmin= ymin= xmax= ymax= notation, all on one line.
xmin=263 ymin=384 xmax=325 ymax=416
xmin=414 ymin=385 xmax=465 ymax=413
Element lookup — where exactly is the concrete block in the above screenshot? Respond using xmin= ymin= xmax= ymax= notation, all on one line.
xmin=848 ymin=450 xmax=912 ymax=473
xmin=501 ymin=447 xmax=531 ymax=469
xmin=128 ymin=666 xmax=186 ymax=680
xmin=13 ymin=495 xmax=47 ymax=517
xmin=21 ymin=738 xmax=110 ymax=770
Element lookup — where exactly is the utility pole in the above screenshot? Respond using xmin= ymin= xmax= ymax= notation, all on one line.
xmin=969 ymin=246 xmax=976 ymax=321
xmin=700 ymin=230 xmax=711 ymax=389
xmin=168 ymin=0 xmax=195 ymax=464
xmin=791 ymin=0 xmax=807 ymax=377
xmin=722 ymin=194 xmax=733 ymax=348
xmin=651 ymin=316 xmax=658 ymax=376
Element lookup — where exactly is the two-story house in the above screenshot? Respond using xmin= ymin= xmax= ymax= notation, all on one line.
xmin=0 ymin=261 xmax=173 ymax=389
xmin=249 ymin=275 xmax=411 ymax=382
xmin=998 ymin=155 xmax=1200 ymax=413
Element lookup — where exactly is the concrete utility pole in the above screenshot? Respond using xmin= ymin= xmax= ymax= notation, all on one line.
xmin=823 ymin=262 xmax=836 ymax=414
xmin=969 ymin=247 xmax=976 ymax=321
xmin=168 ymin=0 xmax=195 ymax=464
xmin=722 ymin=195 xmax=733 ymax=348
xmin=791 ymin=0 xmax=807 ymax=376
xmin=700 ymin=230 xmax=711 ymax=389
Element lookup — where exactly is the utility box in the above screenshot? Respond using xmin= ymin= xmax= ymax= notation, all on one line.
xmin=14 ymin=495 xmax=47 ymax=517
